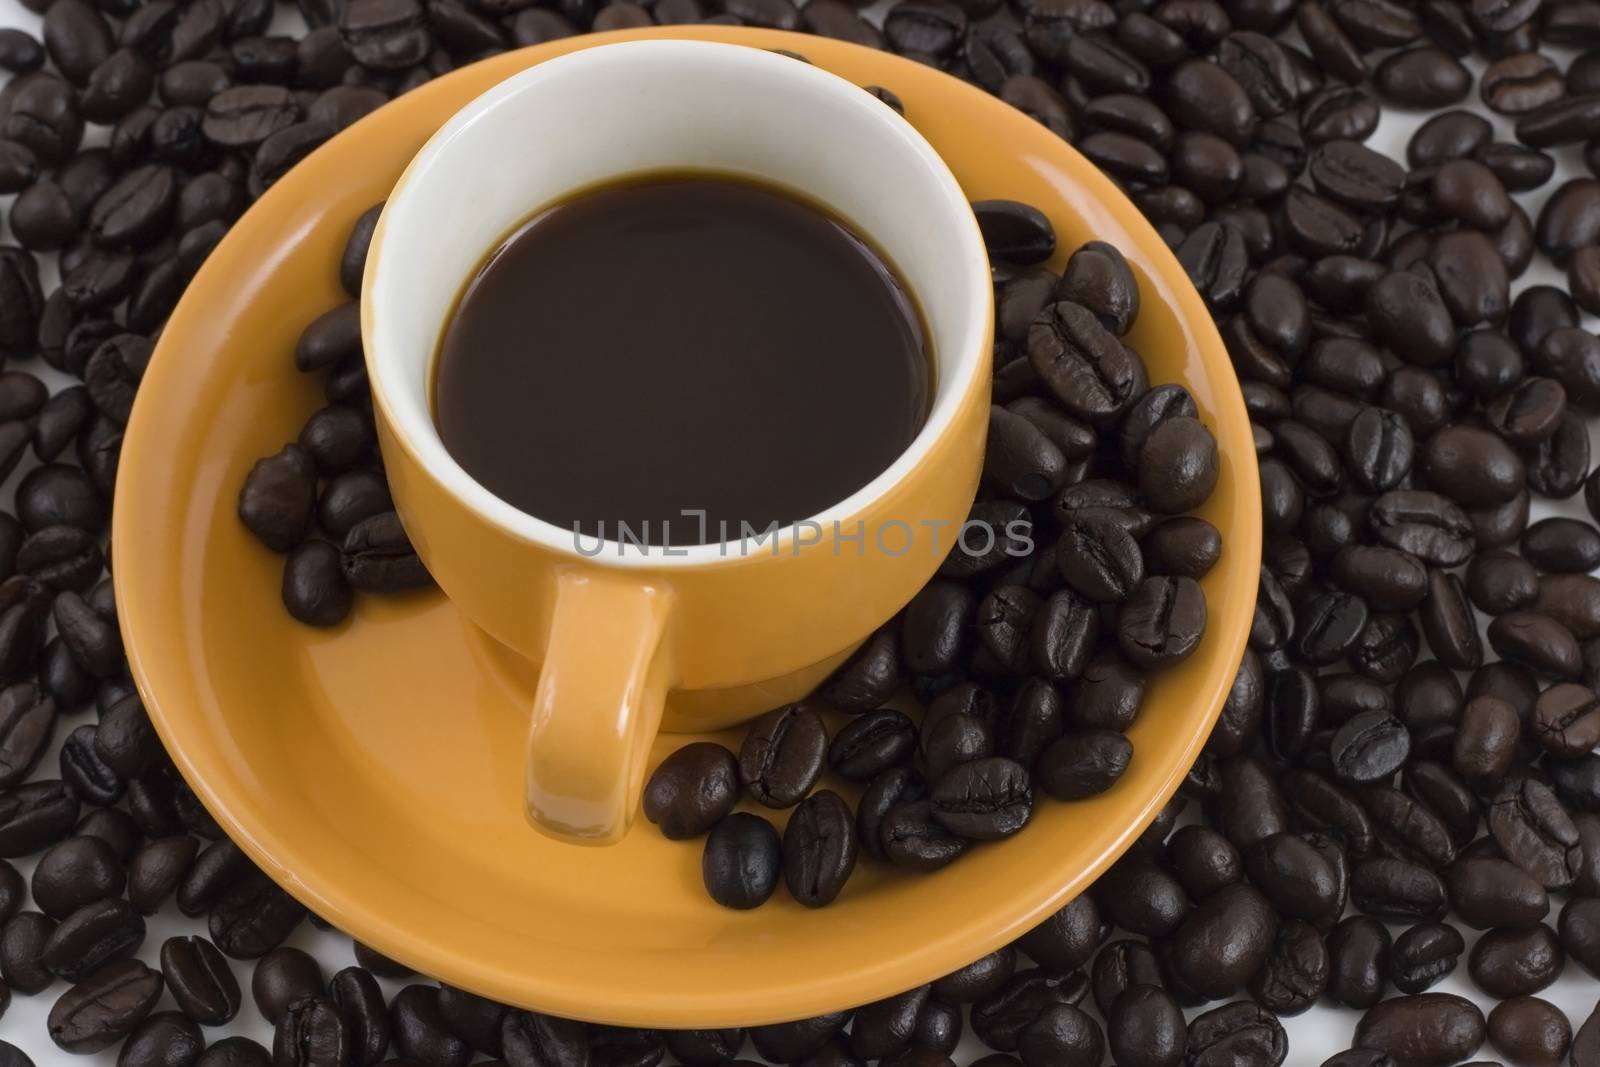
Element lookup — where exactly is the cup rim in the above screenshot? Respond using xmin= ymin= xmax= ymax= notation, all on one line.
xmin=362 ymin=38 xmax=991 ymax=570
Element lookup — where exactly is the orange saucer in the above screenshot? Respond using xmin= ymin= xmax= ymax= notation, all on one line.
xmin=113 ymin=28 xmax=1261 ymax=1028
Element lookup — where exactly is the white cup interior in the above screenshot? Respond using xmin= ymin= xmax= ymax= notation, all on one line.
xmin=365 ymin=39 xmax=991 ymax=566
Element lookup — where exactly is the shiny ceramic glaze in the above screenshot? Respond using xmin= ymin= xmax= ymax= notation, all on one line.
xmin=114 ymin=27 xmax=1261 ymax=1028
xmin=362 ymin=40 xmax=994 ymax=843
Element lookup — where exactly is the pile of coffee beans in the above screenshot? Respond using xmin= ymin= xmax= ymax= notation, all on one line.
xmin=631 ymin=220 xmax=1223 ymax=911
xmin=4 ymin=0 xmax=1600 ymax=1056
xmin=237 ymin=201 xmax=432 ymax=627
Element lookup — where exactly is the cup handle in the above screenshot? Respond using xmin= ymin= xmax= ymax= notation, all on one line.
xmin=525 ymin=567 xmax=675 ymax=845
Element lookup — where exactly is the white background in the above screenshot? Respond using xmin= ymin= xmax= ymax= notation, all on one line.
xmin=1 ymin=0 xmax=1599 ymax=1061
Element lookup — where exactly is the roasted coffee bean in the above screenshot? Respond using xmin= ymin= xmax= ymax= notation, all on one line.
xmin=1092 ymin=859 xmax=1189 ymax=937
xmin=644 ymin=742 xmax=739 ymax=840
xmin=903 ymin=581 xmax=975 ymax=674
xmin=1246 ymin=918 xmax=1328 ymax=1015
xmin=39 ymin=897 xmax=143 ymax=982
xmin=390 ymin=984 xmax=471 ymax=1067
xmin=48 ymin=958 xmax=164 ymax=1053
xmin=1523 ymin=516 xmax=1600 ymax=572
xmin=815 ymin=629 xmax=900 ymax=713
xmin=933 ymin=947 xmax=1015 ymax=1006
xmin=1489 ymin=778 xmax=1582 ymax=887
xmin=32 ymin=834 xmax=123 ymax=919
xmin=1243 ymin=833 xmax=1339 ymax=921
xmin=1162 ymin=882 xmax=1276 ymax=998
xmin=974 ymin=201 xmax=1054 ymax=264
xmin=1029 ymin=301 xmax=1147 ymax=426
xmin=237 ymin=445 xmax=316 ymax=552
xmin=1090 ymin=940 xmax=1162 ymax=1017
xmin=748 ymin=1013 xmax=850 ymax=1062
xmin=0 ymin=780 xmax=79 ymax=858
xmin=96 ymin=693 xmax=160 ymax=779
xmin=316 ymin=470 xmax=391 ymax=541
xmin=1447 ymin=856 xmax=1549 ymax=929
xmin=1037 ymin=729 xmax=1132 ymax=800
xmin=117 ymin=1012 xmax=205 ymax=1067
xmin=161 ymin=934 xmax=241 ymax=1027
xmin=1330 ymin=710 xmax=1410 ymax=783
xmin=340 ymin=512 xmax=428 ymax=592
xmin=208 ymin=870 xmax=305 ymax=959
xmin=971 ymin=969 xmax=1088 ymax=1052
xmin=1325 ymin=915 xmax=1392 ymax=1009
xmin=1486 ymin=610 xmax=1582 ymax=677
xmin=1353 ymin=993 xmax=1486 ymax=1067
xmin=1487 ymin=996 xmax=1571 ymax=1067
xmin=251 ymin=947 xmax=323 ymax=1024
xmin=1014 ymin=894 xmax=1104 ymax=975
xmin=1106 ymin=984 xmax=1184 ymax=1067
xmin=1185 ymin=1001 xmax=1286 ymax=1067
xmin=1561 ymin=895 xmax=1600 ymax=976
xmin=1452 ymin=696 xmax=1519 ymax=786
xmin=738 ymin=703 xmax=826 ymax=808
xmin=1529 ymin=682 xmax=1600 ymax=758
xmin=280 ymin=541 xmax=351 ymax=627
xmin=1056 ymin=512 xmax=1145 ymax=602
xmin=921 ymin=710 xmax=992 ymax=781
xmin=275 ymin=996 xmax=350 ymax=1067
xmin=1389 ymin=921 xmax=1464 ymax=992
xmin=1469 ymin=922 xmax=1564 ymax=995
xmin=930 ymin=757 xmax=1032 ymax=842
xmin=702 ymin=812 xmax=780 ymax=909
xmin=1352 ymin=858 xmax=1448 ymax=919
xmin=782 ymin=789 xmax=857 ymax=907
xmin=1014 ymin=1003 xmax=1101 ymax=1067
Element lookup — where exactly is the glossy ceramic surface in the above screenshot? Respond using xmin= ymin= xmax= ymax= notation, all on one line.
xmin=114 ymin=27 xmax=1261 ymax=1028
xmin=361 ymin=40 xmax=995 ymax=844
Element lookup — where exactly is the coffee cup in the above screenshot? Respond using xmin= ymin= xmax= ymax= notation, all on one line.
xmin=363 ymin=39 xmax=992 ymax=845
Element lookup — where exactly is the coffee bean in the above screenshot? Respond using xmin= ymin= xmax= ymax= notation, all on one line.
xmin=1029 ymin=301 xmax=1147 ymax=425
xmin=1447 ymin=856 xmax=1550 ymax=930
xmin=274 ymin=995 xmax=351 ymax=1067
xmin=1487 ymin=611 xmax=1582 ymax=677
xmin=1469 ymin=922 xmax=1564 ymax=996
xmin=32 ymin=834 xmax=123 ymax=919
xmin=1330 ymin=710 xmax=1410 ymax=783
xmin=1163 ymin=882 xmax=1276 ymax=998
xmin=1354 ymin=993 xmax=1486 ymax=1067
xmin=117 ymin=1012 xmax=204 ymax=1067
xmin=247 ymin=946 xmax=322 ymax=1025
xmin=1107 ymin=984 xmax=1184 ymax=1067
xmin=781 ymin=789 xmax=856 ymax=907
xmin=1490 ymin=777 xmax=1582 ymax=887
xmin=702 ymin=812 xmax=779 ymax=909
xmin=1487 ymin=996 xmax=1571 ymax=1067
xmin=1561 ymin=895 xmax=1600 ymax=976
xmin=748 ymin=1013 xmax=849 ymax=1063
xmin=737 ymin=703 xmax=826 ymax=808
xmin=972 ymin=969 xmax=1087 ymax=1052
xmin=40 ymin=897 xmax=144 ymax=981
xmin=1038 ymin=729 xmax=1132 ymax=800
xmin=973 ymin=200 xmax=1055 ymax=264
xmin=339 ymin=511 xmax=428 ymax=592
xmin=48 ymin=958 xmax=164 ymax=1053
xmin=207 ymin=870 xmax=305 ymax=959
xmin=391 ymin=984 xmax=471 ymax=1067
xmin=1353 ymin=858 xmax=1447 ymax=919
xmin=1186 ymin=1001 xmax=1286 ymax=1067
xmin=639 ymin=742 xmax=739 ymax=841
xmin=1389 ymin=921 xmax=1464 ymax=992
xmin=158 ymin=935 xmax=240 ymax=1027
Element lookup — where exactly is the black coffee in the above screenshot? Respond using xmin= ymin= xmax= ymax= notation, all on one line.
xmin=431 ymin=174 xmax=932 ymax=545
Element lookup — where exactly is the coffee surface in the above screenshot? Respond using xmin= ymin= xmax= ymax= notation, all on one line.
xmin=432 ymin=175 xmax=931 ymax=545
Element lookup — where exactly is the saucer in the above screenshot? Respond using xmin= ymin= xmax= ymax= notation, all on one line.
xmin=113 ymin=27 xmax=1261 ymax=1028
